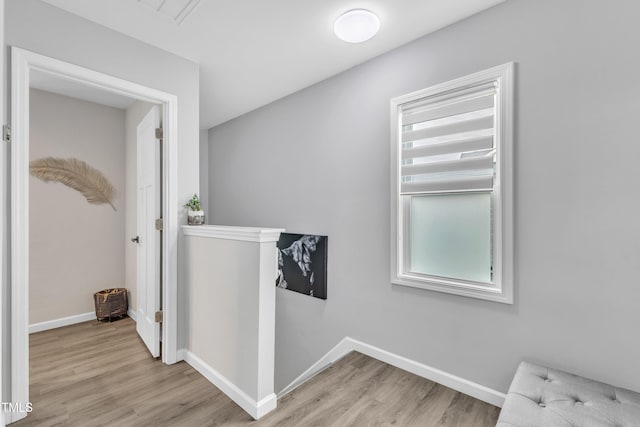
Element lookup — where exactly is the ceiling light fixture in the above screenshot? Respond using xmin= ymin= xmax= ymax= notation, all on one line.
xmin=334 ymin=9 xmax=380 ymax=43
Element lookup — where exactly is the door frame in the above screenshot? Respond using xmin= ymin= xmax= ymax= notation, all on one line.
xmin=0 ymin=1 xmax=5 ymax=427
xmin=10 ymin=47 xmax=179 ymax=423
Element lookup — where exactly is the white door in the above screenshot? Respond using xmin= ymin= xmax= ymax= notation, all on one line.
xmin=136 ymin=105 xmax=161 ymax=357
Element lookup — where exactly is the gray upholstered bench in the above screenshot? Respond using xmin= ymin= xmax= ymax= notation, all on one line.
xmin=497 ymin=362 xmax=640 ymax=427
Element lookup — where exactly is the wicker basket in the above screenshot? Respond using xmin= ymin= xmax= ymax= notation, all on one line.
xmin=94 ymin=288 xmax=128 ymax=321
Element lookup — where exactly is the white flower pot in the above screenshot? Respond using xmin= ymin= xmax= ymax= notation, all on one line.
xmin=187 ymin=210 xmax=205 ymax=225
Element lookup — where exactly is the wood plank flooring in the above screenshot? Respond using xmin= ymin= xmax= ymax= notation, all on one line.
xmin=13 ymin=318 xmax=499 ymax=426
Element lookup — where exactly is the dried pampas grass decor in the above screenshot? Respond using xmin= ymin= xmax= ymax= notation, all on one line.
xmin=30 ymin=157 xmax=116 ymax=211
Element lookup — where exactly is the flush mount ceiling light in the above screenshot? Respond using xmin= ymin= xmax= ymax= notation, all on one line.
xmin=334 ymin=9 xmax=380 ymax=43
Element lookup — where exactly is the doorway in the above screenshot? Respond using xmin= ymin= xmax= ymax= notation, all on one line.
xmin=9 ymin=48 xmax=179 ymax=424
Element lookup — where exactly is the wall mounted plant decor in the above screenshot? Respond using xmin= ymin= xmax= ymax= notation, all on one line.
xmin=30 ymin=157 xmax=116 ymax=210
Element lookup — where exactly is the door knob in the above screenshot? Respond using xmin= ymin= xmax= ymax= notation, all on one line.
xmin=131 ymin=236 xmax=140 ymax=243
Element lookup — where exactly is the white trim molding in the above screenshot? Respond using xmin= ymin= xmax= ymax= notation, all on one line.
xmin=184 ymin=351 xmax=277 ymax=420
xmin=29 ymin=312 xmax=96 ymax=334
xmin=11 ymin=47 xmax=30 ymax=425
xmin=127 ymin=309 xmax=137 ymax=321
xmin=9 ymin=47 xmax=180 ymax=423
xmin=176 ymin=348 xmax=187 ymax=362
xmin=182 ymin=225 xmax=285 ymax=243
xmin=278 ymin=337 xmax=506 ymax=408
xmin=0 ymin=1 xmax=5 ymax=425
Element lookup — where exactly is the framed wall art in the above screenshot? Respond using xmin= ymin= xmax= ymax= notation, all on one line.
xmin=276 ymin=233 xmax=327 ymax=299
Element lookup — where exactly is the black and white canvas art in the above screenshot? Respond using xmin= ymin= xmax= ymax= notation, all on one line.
xmin=276 ymin=233 xmax=327 ymax=299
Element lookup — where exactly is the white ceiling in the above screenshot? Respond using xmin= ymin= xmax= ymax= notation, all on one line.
xmin=39 ymin=0 xmax=506 ymax=129
xmin=31 ymin=69 xmax=137 ymax=109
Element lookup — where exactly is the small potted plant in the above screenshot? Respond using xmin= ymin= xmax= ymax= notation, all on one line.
xmin=184 ymin=194 xmax=205 ymax=225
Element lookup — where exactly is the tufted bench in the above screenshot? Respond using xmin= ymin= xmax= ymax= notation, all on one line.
xmin=496 ymin=361 xmax=640 ymax=427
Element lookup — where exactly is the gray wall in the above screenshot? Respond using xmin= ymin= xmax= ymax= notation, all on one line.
xmin=199 ymin=129 xmax=209 ymax=219
xmin=208 ymin=0 xmax=640 ymax=394
xmin=4 ymin=0 xmax=200 ymax=399
xmin=29 ymin=89 xmax=126 ymax=324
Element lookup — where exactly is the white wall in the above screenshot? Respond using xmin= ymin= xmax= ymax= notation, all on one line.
xmin=183 ymin=227 xmax=278 ymax=418
xmin=5 ymin=0 xmax=200 ymax=229
xmin=124 ymin=101 xmax=155 ymax=314
xmin=208 ymin=0 xmax=640 ymax=395
xmin=29 ymin=89 xmax=126 ymax=324
xmin=187 ymin=237 xmax=260 ymax=394
xmin=4 ymin=0 xmax=200 ymax=400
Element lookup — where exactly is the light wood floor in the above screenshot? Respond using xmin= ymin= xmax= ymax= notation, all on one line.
xmin=13 ymin=318 xmax=499 ymax=426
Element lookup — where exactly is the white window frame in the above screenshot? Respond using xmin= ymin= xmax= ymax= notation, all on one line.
xmin=390 ymin=63 xmax=514 ymax=304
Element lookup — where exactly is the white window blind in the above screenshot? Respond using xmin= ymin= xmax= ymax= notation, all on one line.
xmin=400 ymin=83 xmax=497 ymax=195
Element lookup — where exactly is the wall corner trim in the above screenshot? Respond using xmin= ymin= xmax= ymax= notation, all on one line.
xmin=29 ymin=312 xmax=96 ymax=334
xmin=127 ymin=309 xmax=137 ymax=321
xmin=277 ymin=337 xmax=506 ymax=408
xmin=183 ymin=350 xmax=277 ymax=419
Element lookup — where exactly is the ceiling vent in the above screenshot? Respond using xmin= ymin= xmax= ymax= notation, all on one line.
xmin=137 ymin=0 xmax=201 ymax=24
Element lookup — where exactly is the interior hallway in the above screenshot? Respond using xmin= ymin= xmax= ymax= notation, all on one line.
xmin=14 ymin=318 xmax=499 ymax=426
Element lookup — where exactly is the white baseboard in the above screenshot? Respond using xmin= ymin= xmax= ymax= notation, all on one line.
xmin=4 ymin=409 xmax=26 ymax=425
xmin=349 ymin=338 xmax=506 ymax=407
xmin=183 ymin=350 xmax=277 ymax=420
xmin=29 ymin=312 xmax=96 ymax=334
xmin=278 ymin=337 xmax=506 ymax=408
xmin=176 ymin=348 xmax=186 ymax=362
xmin=127 ymin=309 xmax=137 ymax=321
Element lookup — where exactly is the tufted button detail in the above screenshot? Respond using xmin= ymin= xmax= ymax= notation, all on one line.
xmin=498 ymin=362 xmax=640 ymax=427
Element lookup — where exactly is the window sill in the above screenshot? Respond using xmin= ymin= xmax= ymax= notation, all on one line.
xmin=392 ymin=274 xmax=513 ymax=304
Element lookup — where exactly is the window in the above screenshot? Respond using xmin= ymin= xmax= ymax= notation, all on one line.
xmin=390 ymin=63 xmax=514 ymax=303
